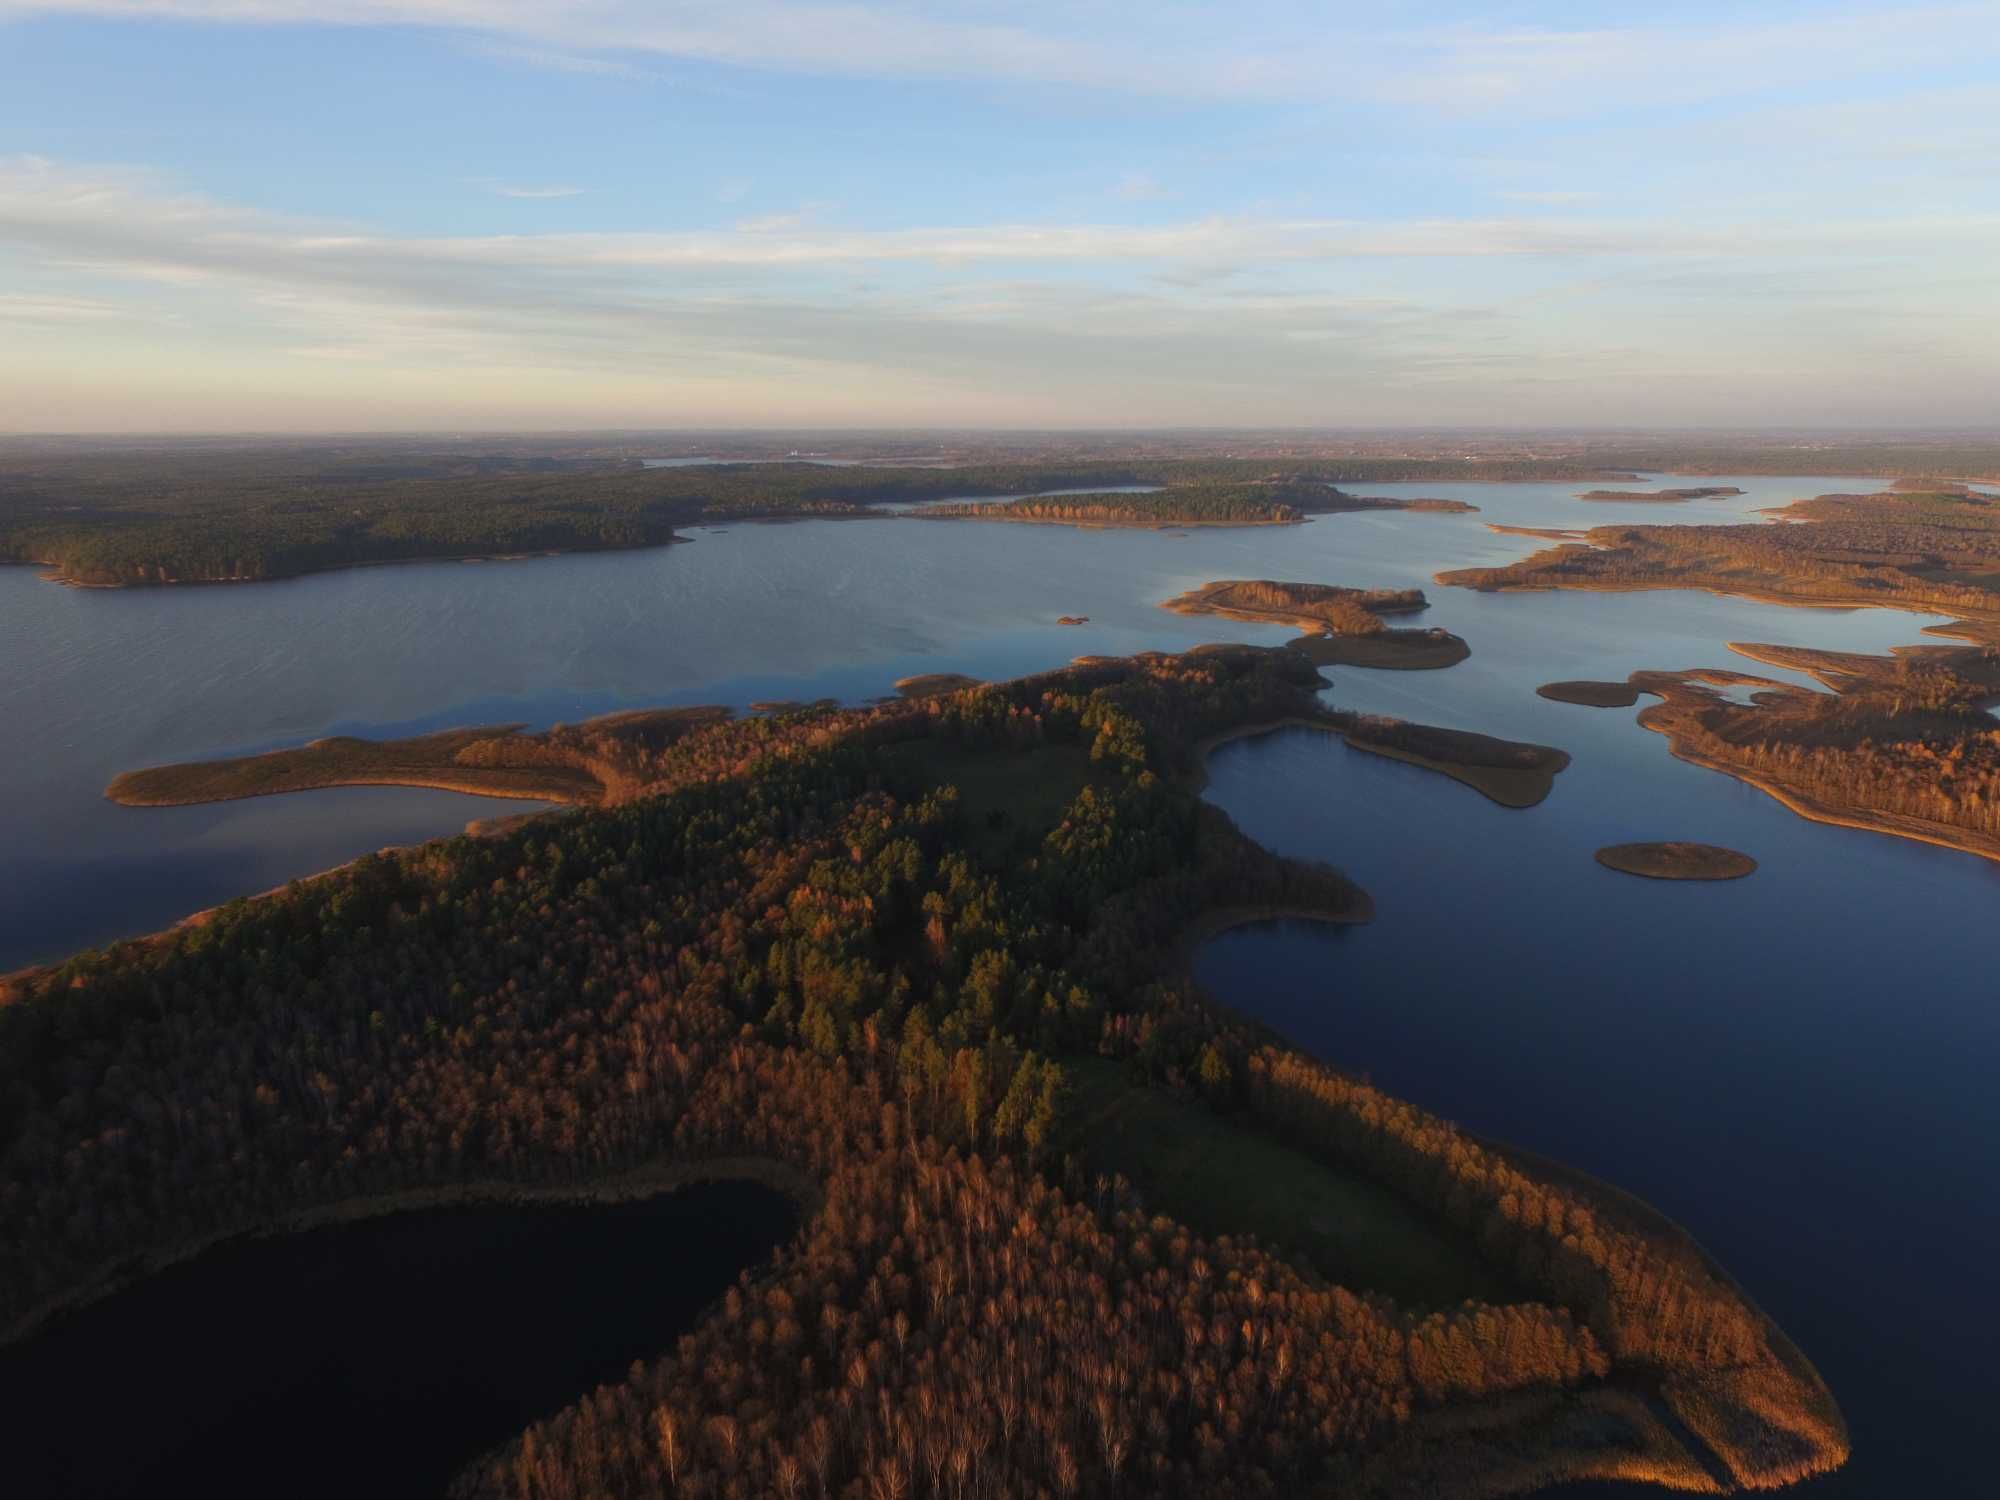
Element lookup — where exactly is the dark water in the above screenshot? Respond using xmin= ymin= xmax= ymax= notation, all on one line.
xmin=3 ymin=469 xmax=1986 ymax=1494
xmin=1196 ymin=729 xmax=1998 ymax=1498
xmin=0 ymin=1182 xmax=798 ymax=1500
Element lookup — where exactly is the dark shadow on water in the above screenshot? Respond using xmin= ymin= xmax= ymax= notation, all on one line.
xmin=1 ymin=1181 xmax=798 ymax=1500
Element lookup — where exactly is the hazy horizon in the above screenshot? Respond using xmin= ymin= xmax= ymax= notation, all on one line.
xmin=3 ymin=1 xmax=1997 ymax=432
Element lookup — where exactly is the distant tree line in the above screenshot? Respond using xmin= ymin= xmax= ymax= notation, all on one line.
xmin=0 ymin=454 xmax=1617 ymax=587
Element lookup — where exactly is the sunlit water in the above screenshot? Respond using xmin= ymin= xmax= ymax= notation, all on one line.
xmin=2 ymin=471 xmax=1987 ymax=1493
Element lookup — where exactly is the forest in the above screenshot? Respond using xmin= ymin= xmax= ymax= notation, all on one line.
xmin=1624 ymin=646 xmax=2000 ymax=861
xmin=912 ymin=485 xmax=1326 ymax=527
xmin=0 ymin=449 xmax=1607 ymax=587
xmin=0 ymin=645 xmax=1846 ymax=1499
xmin=1162 ymin=580 xmax=1471 ymax=672
xmin=1438 ymin=486 xmax=2000 ymax=630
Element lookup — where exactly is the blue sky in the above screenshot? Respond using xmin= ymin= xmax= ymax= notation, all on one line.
xmin=1 ymin=2 xmax=1995 ymax=430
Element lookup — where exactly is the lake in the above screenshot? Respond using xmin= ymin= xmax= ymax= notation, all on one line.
xmin=2 ymin=470 xmax=1987 ymax=1495
xmin=0 ymin=1180 xmax=798 ymax=1500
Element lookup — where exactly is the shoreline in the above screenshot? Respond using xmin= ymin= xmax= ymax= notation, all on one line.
xmin=1163 ymin=581 xmax=1472 ymax=672
xmin=31 ymin=534 xmax=697 ymax=592
xmin=1644 ymin=720 xmax=2000 ymax=865
xmin=0 ymin=806 xmax=572 ymax=1000
xmin=1440 ymin=570 xmax=1992 ymax=644
xmin=106 ymin=767 xmax=594 ymax=808
xmin=0 ymin=1154 xmax=819 ymax=1352
xmin=906 ymin=512 xmax=1303 ymax=530
xmin=1188 ymin=713 xmax=1568 ymax=808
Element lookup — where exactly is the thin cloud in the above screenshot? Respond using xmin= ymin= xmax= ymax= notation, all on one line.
xmin=0 ymin=292 xmax=123 ymax=321
xmin=1 ymin=1 xmax=1993 ymax=110
xmin=1 ymin=156 xmax=1995 ymax=427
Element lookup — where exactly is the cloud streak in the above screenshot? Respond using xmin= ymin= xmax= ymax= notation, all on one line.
xmin=1 ymin=155 xmax=1995 ymax=427
xmin=4 ymin=1 xmax=1995 ymax=109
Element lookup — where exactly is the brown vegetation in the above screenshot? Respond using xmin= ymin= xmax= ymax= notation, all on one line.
xmin=1315 ymin=493 xmax=1481 ymax=516
xmin=1595 ymin=844 xmax=1758 ymax=881
xmin=1576 ymin=488 xmax=1744 ymax=503
xmin=1163 ymin=579 xmax=1471 ymax=671
xmin=6 ymin=647 xmax=1842 ymax=1498
xmin=1337 ymin=716 xmax=1572 ymax=808
xmin=1440 ymin=486 xmax=2000 ymax=643
xmin=104 ymin=708 xmax=740 ymax=808
xmin=1551 ymin=644 xmax=2000 ymax=863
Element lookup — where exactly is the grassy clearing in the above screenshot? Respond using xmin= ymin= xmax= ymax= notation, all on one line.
xmin=1058 ymin=1058 xmax=1519 ymax=1309
xmin=885 ymin=740 xmax=1096 ymax=865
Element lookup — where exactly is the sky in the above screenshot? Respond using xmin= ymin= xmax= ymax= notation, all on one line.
xmin=0 ymin=1 xmax=1996 ymax=432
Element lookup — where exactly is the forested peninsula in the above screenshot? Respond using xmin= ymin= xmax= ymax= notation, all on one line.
xmin=0 ymin=451 xmax=1574 ymax=589
xmin=915 ymin=485 xmax=1482 ymax=529
xmin=1439 ymin=485 xmax=2000 ymax=638
xmin=104 ymin=709 xmax=734 ymax=808
xmin=1610 ymin=647 xmax=2000 ymax=863
xmin=4 ymin=647 xmax=1845 ymax=1499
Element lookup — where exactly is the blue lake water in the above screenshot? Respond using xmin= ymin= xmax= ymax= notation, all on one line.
xmin=1 ymin=471 xmax=1987 ymax=1494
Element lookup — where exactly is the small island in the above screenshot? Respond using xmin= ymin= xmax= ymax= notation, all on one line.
xmin=1163 ymin=579 xmax=1471 ymax=670
xmin=1596 ymin=842 xmax=1758 ymax=880
xmin=1056 ymin=614 xmax=1089 ymax=625
xmin=1576 ymin=487 xmax=1745 ymax=502
xmin=1538 ymin=680 xmax=1644 ymax=707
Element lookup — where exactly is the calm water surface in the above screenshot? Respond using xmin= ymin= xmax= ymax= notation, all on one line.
xmin=1 ymin=1181 xmax=798 ymax=1499
xmin=3 ymin=471 xmax=1988 ymax=1494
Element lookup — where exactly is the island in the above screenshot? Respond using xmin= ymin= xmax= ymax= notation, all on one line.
xmin=1596 ymin=843 xmax=1759 ymax=880
xmin=915 ymin=483 xmax=1485 ymax=530
xmin=1163 ymin=579 xmax=1472 ymax=669
xmin=1056 ymin=614 xmax=1089 ymax=625
xmin=1576 ymin=487 xmax=1744 ymax=502
xmin=3 ymin=646 xmax=1845 ymax=1500
xmin=1538 ymin=680 xmax=1645 ymax=708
